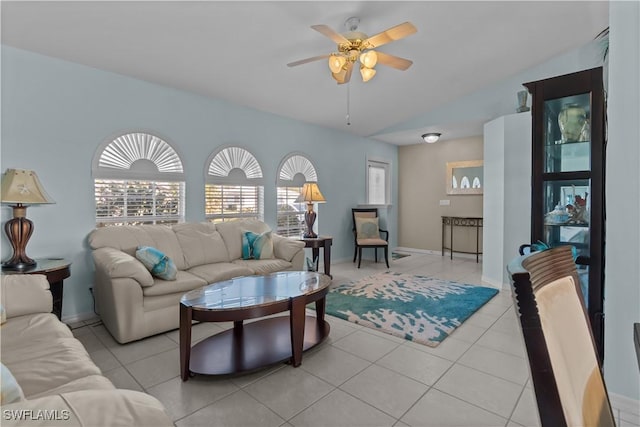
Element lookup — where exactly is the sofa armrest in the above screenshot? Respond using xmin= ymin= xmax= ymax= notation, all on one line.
xmin=272 ymin=234 xmax=305 ymax=262
xmin=1 ymin=275 xmax=52 ymax=318
xmin=92 ymin=247 xmax=153 ymax=288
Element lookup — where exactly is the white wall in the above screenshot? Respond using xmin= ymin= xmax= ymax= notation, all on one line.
xmin=604 ymin=0 xmax=640 ymax=402
xmin=482 ymin=113 xmax=531 ymax=288
xmin=0 ymin=46 xmax=398 ymax=321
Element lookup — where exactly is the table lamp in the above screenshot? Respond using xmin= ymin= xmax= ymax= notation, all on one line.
xmin=1 ymin=169 xmax=55 ymax=270
xmin=295 ymin=182 xmax=326 ymax=238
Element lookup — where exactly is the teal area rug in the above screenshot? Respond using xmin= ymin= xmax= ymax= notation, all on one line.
xmin=391 ymin=251 xmax=411 ymax=260
xmin=325 ymin=271 xmax=499 ymax=347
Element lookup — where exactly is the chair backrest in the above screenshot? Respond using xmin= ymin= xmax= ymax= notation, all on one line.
xmin=351 ymin=208 xmax=378 ymax=231
xmin=507 ymin=246 xmax=615 ymax=427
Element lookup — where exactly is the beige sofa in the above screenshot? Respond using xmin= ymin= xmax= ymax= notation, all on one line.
xmin=89 ymin=219 xmax=305 ymax=343
xmin=0 ymin=275 xmax=172 ymax=426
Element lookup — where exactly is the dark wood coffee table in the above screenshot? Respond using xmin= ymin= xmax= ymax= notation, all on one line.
xmin=180 ymin=271 xmax=331 ymax=380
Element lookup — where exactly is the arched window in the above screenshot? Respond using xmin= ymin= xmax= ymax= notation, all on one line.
xmin=205 ymin=146 xmax=264 ymax=222
xmin=92 ymin=132 xmax=185 ymax=226
xmin=276 ymin=153 xmax=318 ymax=237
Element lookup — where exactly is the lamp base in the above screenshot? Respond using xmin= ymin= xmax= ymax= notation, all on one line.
xmin=3 ymin=208 xmax=36 ymax=271
xmin=304 ymin=209 xmax=317 ymax=239
xmin=2 ymin=260 xmax=37 ymax=271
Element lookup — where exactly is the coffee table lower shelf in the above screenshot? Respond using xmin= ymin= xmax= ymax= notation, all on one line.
xmin=188 ymin=315 xmax=330 ymax=377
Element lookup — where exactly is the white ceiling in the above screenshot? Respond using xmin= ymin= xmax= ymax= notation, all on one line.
xmin=1 ymin=1 xmax=609 ymax=145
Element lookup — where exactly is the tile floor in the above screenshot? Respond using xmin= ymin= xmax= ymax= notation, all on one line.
xmin=68 ymin=252 xmax=629 ymax=427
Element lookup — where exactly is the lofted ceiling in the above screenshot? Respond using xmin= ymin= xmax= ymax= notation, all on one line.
xmin=1 ymin=1 xmax=609 ymax=145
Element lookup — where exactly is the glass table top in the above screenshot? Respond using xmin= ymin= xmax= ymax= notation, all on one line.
xmin=180 ymin=271 xmax=331 ymax=311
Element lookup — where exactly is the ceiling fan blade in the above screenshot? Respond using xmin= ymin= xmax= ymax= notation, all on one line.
xmin=287 ymin=54 xmax=330 ymax=67
xmin=311 ymin=24 xmax=350 ymax=45
xmin=364 ymin=22 xmax=417 ymax=48
xmin=375 ymin=51 xmax=413 ymax=71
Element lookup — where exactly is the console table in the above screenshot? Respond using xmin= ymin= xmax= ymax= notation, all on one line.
xmin=2 ymin=258 xmax=71 ymax=319
xmin=441 ymin=216 xmax=483 ymax=263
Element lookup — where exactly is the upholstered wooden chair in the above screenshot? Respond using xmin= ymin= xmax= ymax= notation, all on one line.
xmin=507 ymin=246 xmax=615 ymax=427
xmin=351 ymin=208 xmax=389 ymax=269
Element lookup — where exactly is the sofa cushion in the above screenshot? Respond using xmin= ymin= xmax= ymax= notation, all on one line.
xmin=1 ymin=363 xmax=24 ymax=404
xmin=142 ymin=270 xmax=207 ymax=297
xmin=173 ymin=223 xmax=230 ymax=268
xmin=136 ymin=246 xmax=178 ymax=281
xmin=0 ymin=313 xmax=73 ymax=349
xmin=2 ymin=338 xmax=102 ymax=398
xmin=187 ymin=263 xmax=253 ymax=284
xmin=216 ymin=219 xmax=270 ymax=261
xmin=139 ymin=225 xmax=186 ymax=270
xmin=233 ymin=259 xmax=293 ymax=275
xmin=272 ymin=234 xmax=306 ymax=262
xmin=88 ymin=225 xmax=157 ymax=256
xmin=28 ymin=375 xmax=115 ymax=400
xmin=242 ymin=230 xmax=274 ymax=260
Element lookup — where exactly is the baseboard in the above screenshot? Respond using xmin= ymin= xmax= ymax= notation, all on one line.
xmin=395 ymin=246 xmax=483 ymax=262
xmin=480 ymin=275 xmax=507 ymax=290
xmin=610 ymin=392 xmax=640 ymax=425
xmin=61 ymin=311 xmax=98 ymax=325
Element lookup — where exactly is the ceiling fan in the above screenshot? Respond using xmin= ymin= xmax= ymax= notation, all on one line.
xmin=287 ymin=17 xmax=417 ymax=84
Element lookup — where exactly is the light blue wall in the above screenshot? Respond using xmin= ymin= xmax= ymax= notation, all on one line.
xmin=1 ymin=45 xmax=398 ymax=320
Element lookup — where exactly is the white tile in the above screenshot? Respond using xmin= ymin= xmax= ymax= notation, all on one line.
xmin=449 ymin=322 xmax=487 ymax=344
xmin=244 ymin=366 xmax=333 ymax=420
xmin=301 ymin=345 xmax=370 ymax=386
xmin=464 ymin=311 xmax=499 ymax=329
xmin=146 ymin=376 xmax=239 ymax=421
xmin=510 ymin=387 xmax=541 ymax=427
xmin=401 ymin=388 xmax=508 ymax=427
xmin=109 ymin=334 xmax=178 ymax=365
xmin=126 ymin=348 xmax=180 ymax=388
xmin=340 ymin=364 xmax=429 ymax=418
xmin=377 ymin=345 xmax=453 ymax=386
xmin=458 ymin=344 xmax=530 ymax=385
xmin=289 ymin=389 xmax=396 ymax=427
xmin=332 ymin=329 xmax=400 ymax=362
xmin=230 ymin=364 xmax=286 ymax=389
xmin=175 ymin=390 xmax=285 ymax=427
xmin=89 ymin=348 xmax=121 ymax=373
xmin=475 ymin=329 xmax=526 ymax=359
xmin=103 ymin=366 xmax=143 ymax=392
xmin=434 ymin=364 xmax=522 ymax=418
xmin=406 ymin=336 xmax=473 ymax=362
xmin=75 ymin=331 xmax=107 ymax=353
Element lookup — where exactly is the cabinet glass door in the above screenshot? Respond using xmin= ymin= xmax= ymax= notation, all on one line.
xmin=543 ymin=93 xmax=591 ymax=173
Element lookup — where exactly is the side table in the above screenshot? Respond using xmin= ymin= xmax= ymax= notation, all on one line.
xmin=2 ymin=258 xmax=71 ymax=320
xmin=301 ymin=236 xmax=333 ymax=278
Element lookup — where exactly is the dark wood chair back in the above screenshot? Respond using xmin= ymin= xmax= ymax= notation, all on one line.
xmin=507 ymin=246 xmax=615 ymax=427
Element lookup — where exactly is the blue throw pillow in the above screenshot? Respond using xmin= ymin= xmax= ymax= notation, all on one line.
xmin=135 ymin=246 xmax=177 ymax=281
xmin=242 ymin=231 xmax=274 ymax=260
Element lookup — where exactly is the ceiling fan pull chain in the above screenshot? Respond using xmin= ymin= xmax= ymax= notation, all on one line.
xmin=346 ymin=83 xmax=351 ymax=126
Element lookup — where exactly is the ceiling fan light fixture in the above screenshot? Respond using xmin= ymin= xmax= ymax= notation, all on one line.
xmin=421 ymin=133 xmax=441 ymax=143
xmin=360 ymin=65 xmax=376 ymax=82
xmin=332 ymin=68 xmax=348 ymax=84
xmin=360 ymin=50 xmax=378 ymax=68
xmin=328 ymin=54 xmax=346 ymax=74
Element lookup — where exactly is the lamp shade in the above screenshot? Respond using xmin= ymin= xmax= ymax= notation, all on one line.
xmin=295 ymin=182 xmax=326 ymax=203
xmin=359 ymin=50 xmax=378 ymax=69
xmin=1 ymin=169 xmax=55 ymax=205
xmin=360 ymin=66 xmax=376 ymax=82
xmin=328 ymin=55 xmax=347 ymax=74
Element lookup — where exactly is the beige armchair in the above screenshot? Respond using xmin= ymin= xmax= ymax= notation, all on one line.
xmin=352 ymin=208 xmax=389 ymax=268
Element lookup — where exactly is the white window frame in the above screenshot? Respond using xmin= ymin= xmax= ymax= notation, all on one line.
xmin=366 ymin=156 xmax=392 ymax=206
xmin=92 ymin=132 xmax=186 ymax=226
xmin=205 ymin=146 xmax=264 ymax=223
xmin=276 ymin=153 xmax=319 ymax=238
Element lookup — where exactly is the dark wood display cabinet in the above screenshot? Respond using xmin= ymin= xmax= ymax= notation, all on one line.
xmin=524 ymin=67 xmax=605 ymax=360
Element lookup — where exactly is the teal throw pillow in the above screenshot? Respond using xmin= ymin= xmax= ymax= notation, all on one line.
xmin=355 ymin=217 xmax=381 ymax=239
xmin=135 ymin=246 xmax=177 ymax=281
xmin=242 ymin=231 xmax=274 ymax=260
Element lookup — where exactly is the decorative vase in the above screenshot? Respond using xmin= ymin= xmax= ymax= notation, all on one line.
xmin=558 ymin=103 xmax=587 ymax=143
